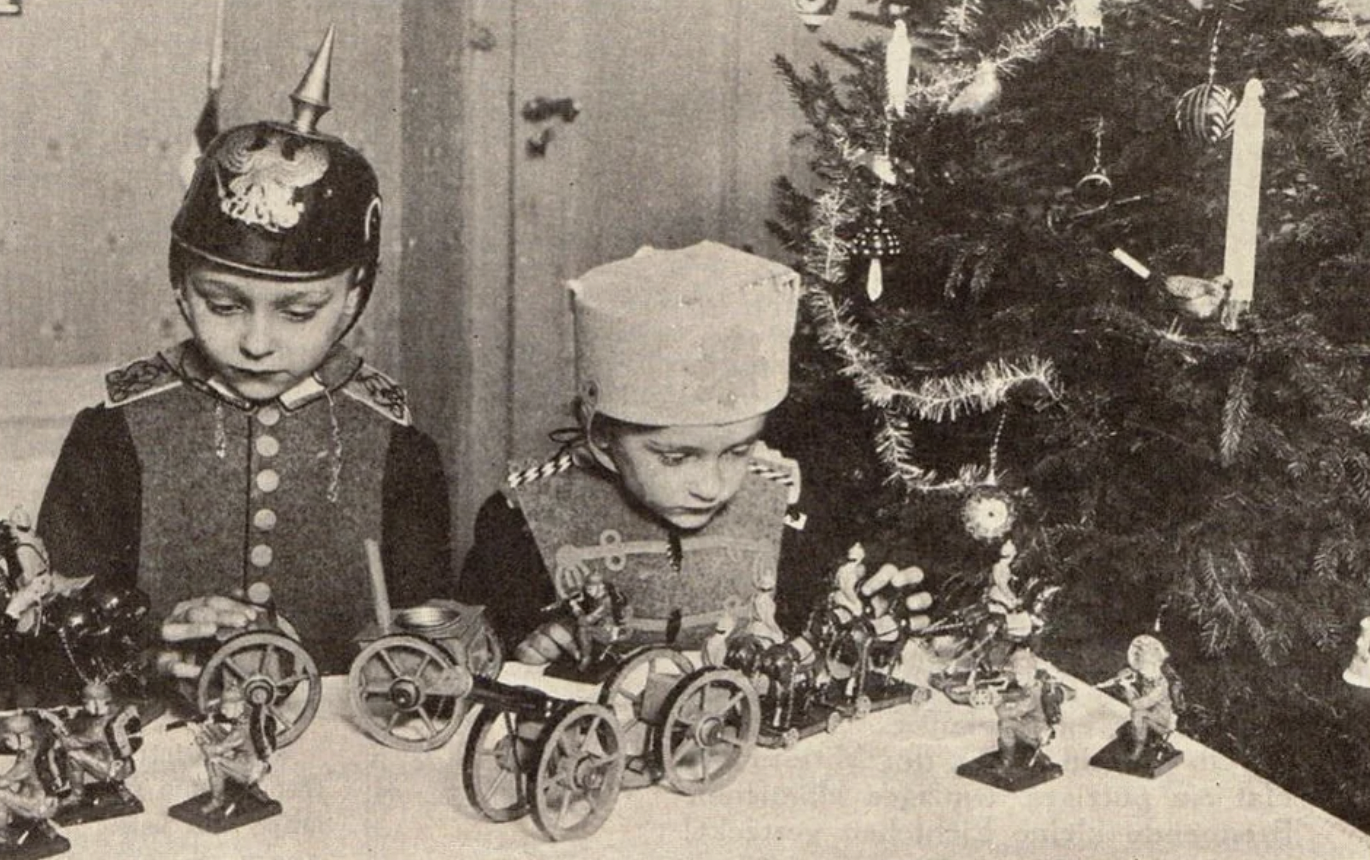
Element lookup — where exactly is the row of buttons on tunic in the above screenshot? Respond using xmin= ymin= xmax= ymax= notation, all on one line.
xmin=251 ymin=405 xmax=282 ymax=570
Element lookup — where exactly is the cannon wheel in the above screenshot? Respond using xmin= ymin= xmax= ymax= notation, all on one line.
xmin=463 ymin=705 xmax=530 ymax=822
xmin=349 ymin=634 xmax=467 ymax=752
xmin=658 ymin=668 xmax=759 ymax=796
xmin=197 ymin=630 xmax=320 ymax=748
xmin=530 ymin=703 xmax=624 ymax=842
xmin=598 ymin=647 xmax=694 ymax=783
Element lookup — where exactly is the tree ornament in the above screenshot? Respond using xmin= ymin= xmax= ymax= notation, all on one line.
xmin=961 ymin=489 xmax=1016 ymax=543
xmin=1174 ymin=82 xmax=1236 ymax=146
xmin=886 ymin=17 xmax=912 ymax=117
xmin=852 ymin=217 xmax=903 ymax=301
xmin=1175 ymin=17 xmax=1235 ymax=146
xmin=947 ymin=61 xmax=1003 ymax=116
xmin=791 ymin=0 xmax=839 ymax=31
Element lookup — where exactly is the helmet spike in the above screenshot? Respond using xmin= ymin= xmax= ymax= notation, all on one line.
xmin=290 ymin=25 xmax=335 ymax=134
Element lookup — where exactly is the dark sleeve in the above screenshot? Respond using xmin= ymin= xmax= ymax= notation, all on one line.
xmin=455 ymin=492 xmax=557 ymax=651
xmin=382 ymin=425 xmax=455 ymax=608
xmin=37 ymin=406 xmax=141 ymax=592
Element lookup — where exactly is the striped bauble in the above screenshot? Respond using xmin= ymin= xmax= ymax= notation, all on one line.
xmin=1174 ymin=82 xmax=1237 ymax=146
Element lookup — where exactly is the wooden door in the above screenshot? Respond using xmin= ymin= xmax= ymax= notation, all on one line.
xmin=404 ymin=1 xmax=856 ymax=558
xmin=506 ymin=0 xmax=811 ymax=458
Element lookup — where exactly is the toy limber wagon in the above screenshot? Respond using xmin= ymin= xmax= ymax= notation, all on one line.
xmin=348 ymin=600 xmax=503 ymax=751
xmin=346 ymin=539 xmax=504 ymax=752
xmin=180 ymin=588 xmax=322 ymax=749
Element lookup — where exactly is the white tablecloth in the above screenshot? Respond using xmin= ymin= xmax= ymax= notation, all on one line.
xmin=35 ymin=662 xmax=1370 ymax=860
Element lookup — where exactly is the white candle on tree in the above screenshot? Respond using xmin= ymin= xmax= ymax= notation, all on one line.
xmin=1222 ymin=78 xmax=1266 ymax=329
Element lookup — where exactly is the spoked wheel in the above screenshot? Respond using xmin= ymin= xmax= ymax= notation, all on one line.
xmin=658 ymin=668 xmax=759 ymax=796
xmin=463 ymin=706 xmax=531 ymax=822
xmin=197 ymin=630 xmax=321 ymax=748
xmin=530 ymin=703 xmax=625 ymax=842
xmin=598 ymin=647 xmax=694 ymax=786
xmin=348 ymin=634 xmax=473 ymax=751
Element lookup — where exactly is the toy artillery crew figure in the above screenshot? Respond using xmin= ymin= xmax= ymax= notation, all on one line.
xmin=1090 ymin=634 xmax=1185 ymax=778
xmin=48 ymin=681 xmax=142 ymax=825
xmin=957 ymin=648 xmax=1069 ymax=792
xmin=515 ymin=570 xmax=630 ymax=677
xmin=0 ymin=713 xmax=69 ymax=859
xmin=168 ymin=685 xmax=280 ymax=833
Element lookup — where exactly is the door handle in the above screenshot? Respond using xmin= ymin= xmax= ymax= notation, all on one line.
xmin=521 ymin=97 xmax=581 ymax=124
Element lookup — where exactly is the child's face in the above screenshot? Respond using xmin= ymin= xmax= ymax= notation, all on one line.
xmin=595 ymin=415 xmax=766 ymax=531
xmin=178 ymin=266 xmax=362 ymax=402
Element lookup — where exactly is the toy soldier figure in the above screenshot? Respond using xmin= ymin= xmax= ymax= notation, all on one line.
xmin=168 ymin=684 xmax=281 ymax=833
xmin=1090 ymin=634 xmax=1185 ymax=778
xmin=52 ymin=681 xmax=143 ymax=824
xmin=957 ymin=648 xmax=1070 ymax=792
xmin=0 ymin=713 xmax=69 ymax=858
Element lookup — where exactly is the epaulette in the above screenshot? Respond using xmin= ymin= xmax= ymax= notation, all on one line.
xmin=343 ymin=364 xmax=412 ymax=426
xmin=749 ymin=446 xmax=805 ymax=530
xmin=506 ymin=449 xmax=576 ymax=490
xmin=748 ymin=456 xmax=801 ymax=505
xmin=104 ymin=356 xmax=182 ymax=407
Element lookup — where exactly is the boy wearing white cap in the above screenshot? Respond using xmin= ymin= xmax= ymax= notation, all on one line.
xmin=459 ymin=241 xmax=929 ymax=654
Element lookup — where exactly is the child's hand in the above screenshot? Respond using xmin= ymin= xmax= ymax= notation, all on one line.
xmin=859 ymin=563 xmax=933 ymax=631
xmin=155 ymin=592 xmax=267 ymax=679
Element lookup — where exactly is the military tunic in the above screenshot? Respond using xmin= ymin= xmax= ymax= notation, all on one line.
xmin=38 ymin=340 xmax=453 ymax=674
xmin=458 ymin=447 xmax=827 ymax=652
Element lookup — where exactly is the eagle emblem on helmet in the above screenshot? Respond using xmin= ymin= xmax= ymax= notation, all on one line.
xmin=213 ymin=126 xmax=330 ymax=233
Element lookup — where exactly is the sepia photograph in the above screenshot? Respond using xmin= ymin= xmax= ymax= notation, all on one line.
xmin=2 ymin=1 xmax=1370 ymax=857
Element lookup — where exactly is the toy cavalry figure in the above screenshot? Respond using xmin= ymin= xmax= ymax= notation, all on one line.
xmin=956 ymin=648 xmax=1072 ymax=792
xmin=46 ymin=681 xmax=142 ymax=826
xmin=167 ymin=685 xmax=280 ymax=833
xmin=0 ymin=713 xmax=69 ymax=858
xmin=1090 ymin=634 xmax=1185 ymax=778
xmin=928 ymin=537 xmax=1061 ymax=706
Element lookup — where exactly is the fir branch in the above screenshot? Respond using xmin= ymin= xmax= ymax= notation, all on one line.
xmin=1221 ymin=360 xmax=1255 ymax=467
xmin=906 ymin=2 xmax=1075 ymax=110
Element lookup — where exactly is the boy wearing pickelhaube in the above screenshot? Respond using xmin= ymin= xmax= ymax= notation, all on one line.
xmin=458 ymin=241 xmax=931 ymax=656
xmin=38 ymin=30 xmax=451 ymax=677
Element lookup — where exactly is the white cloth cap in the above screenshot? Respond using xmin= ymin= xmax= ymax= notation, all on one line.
xmin=570 ymin=241 xmax=800 ymax=426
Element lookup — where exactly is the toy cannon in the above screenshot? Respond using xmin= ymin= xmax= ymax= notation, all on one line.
xmin=458 ymin=667 xmax=625 ymax=841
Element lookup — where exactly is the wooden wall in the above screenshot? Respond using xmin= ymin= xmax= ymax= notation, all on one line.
xmin=0 ymin=0 xmax=405 ymax=373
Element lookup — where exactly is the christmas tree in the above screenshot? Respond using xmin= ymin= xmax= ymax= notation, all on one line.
xmin=770 ymin=0 xmax=1370 ymax=830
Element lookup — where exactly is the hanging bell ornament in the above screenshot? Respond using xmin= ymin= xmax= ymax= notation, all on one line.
xmin=791 ymin=0 xmax=839 ymax=31
xmin=1174 ymin=82 xmax=1237 ymax=146
xmin=851 ymin=217 xmax=903 ymax=301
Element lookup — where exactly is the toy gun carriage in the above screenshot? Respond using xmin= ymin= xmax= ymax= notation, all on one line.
xmin=451 ymin=663 xmax=627 ymax=841
xmin=170 ymin=586 xmax=323 ymax=750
